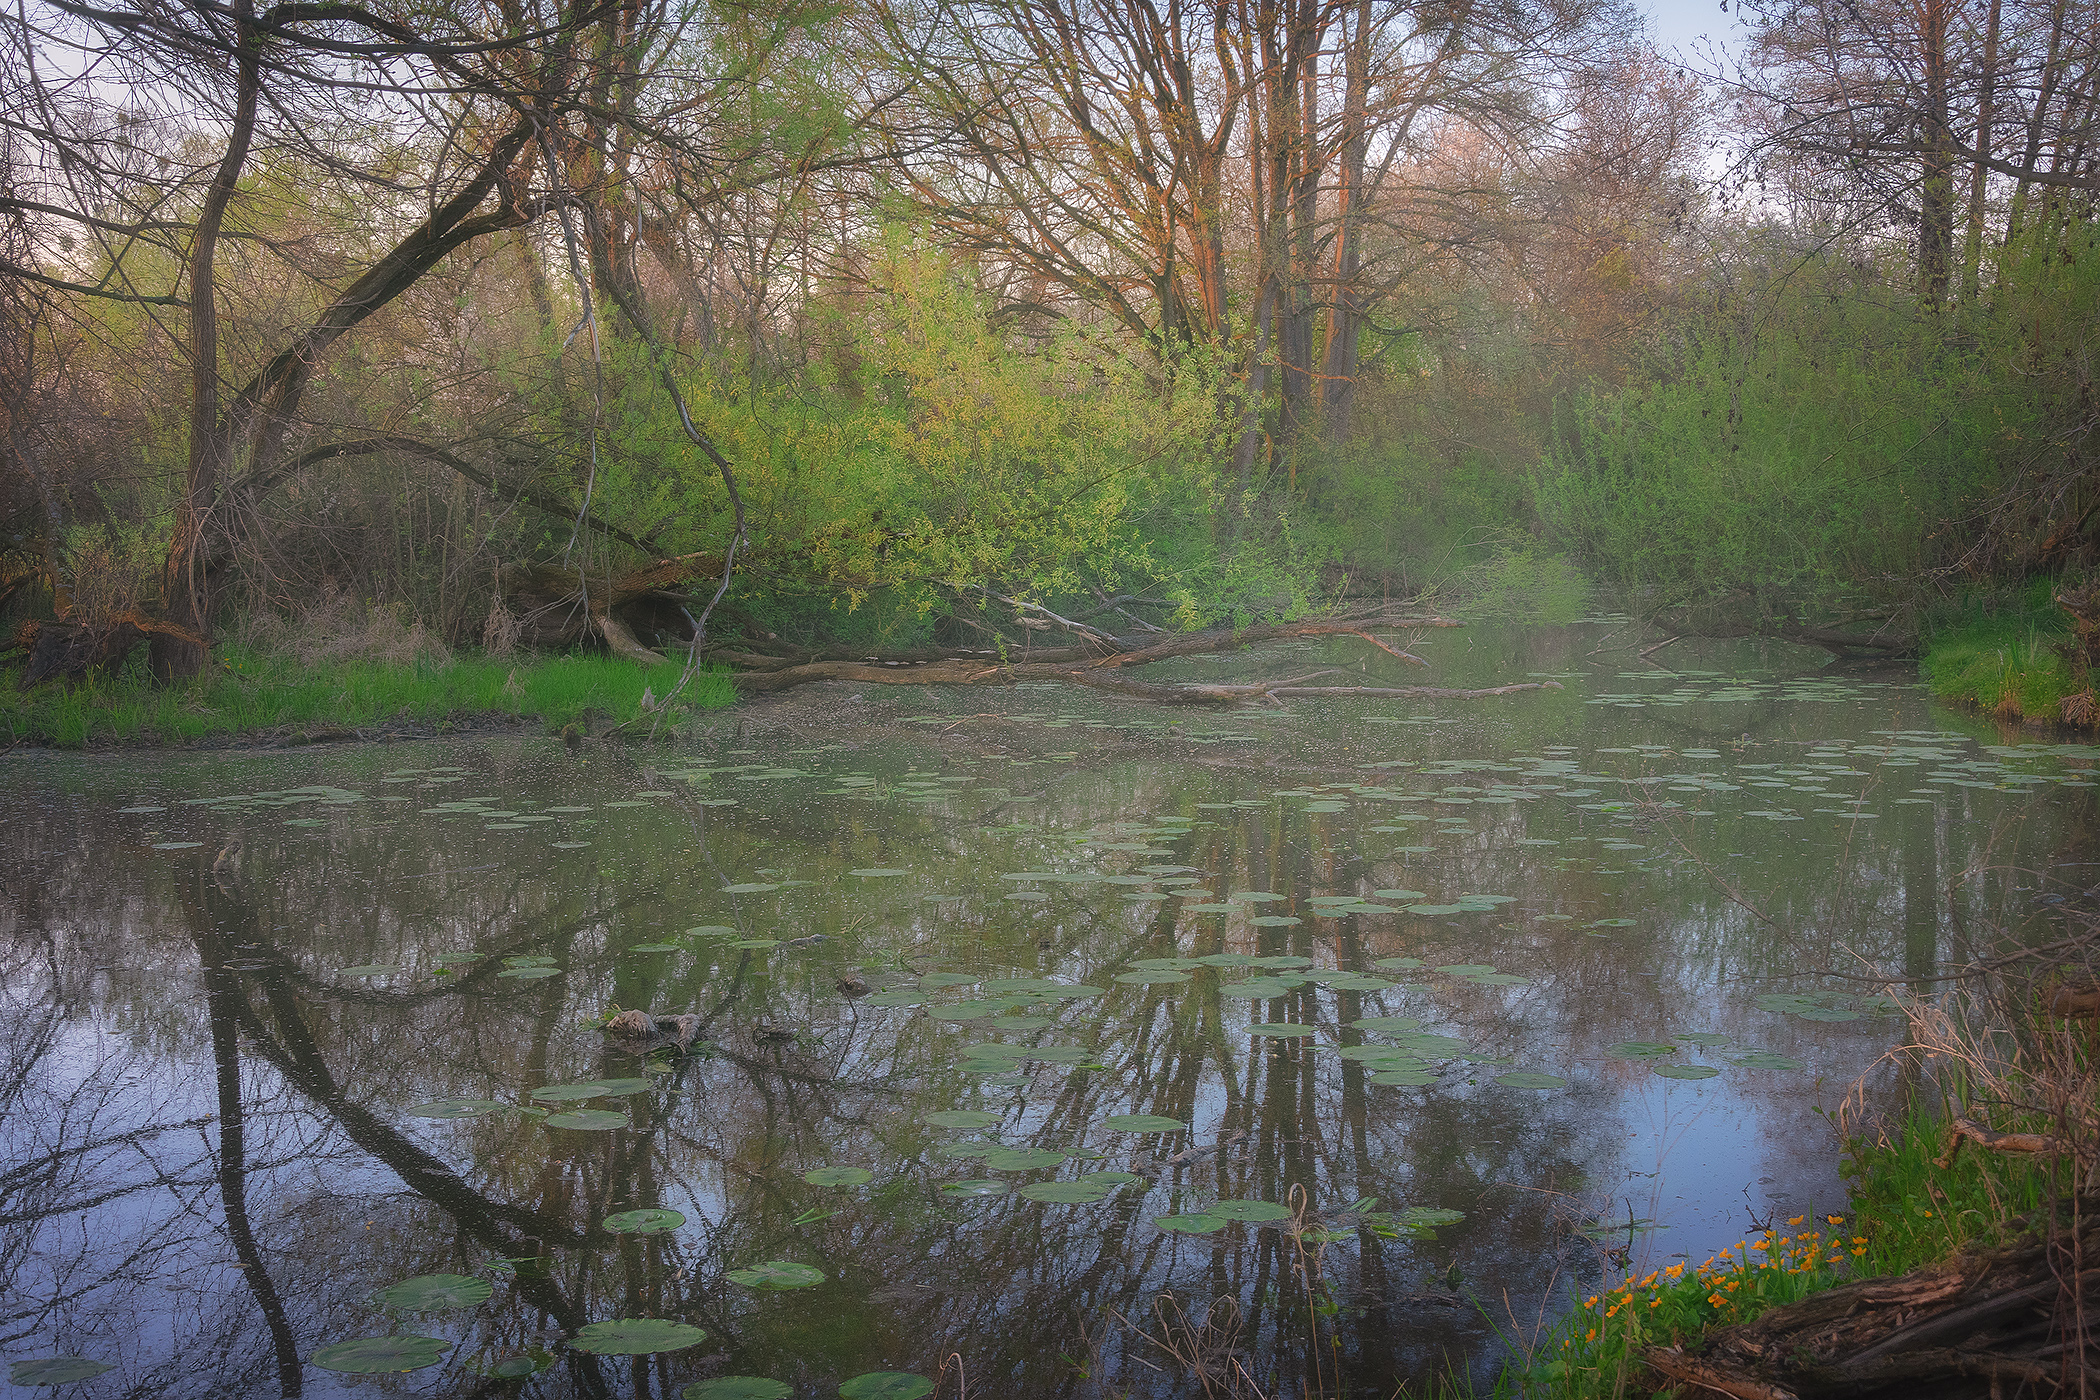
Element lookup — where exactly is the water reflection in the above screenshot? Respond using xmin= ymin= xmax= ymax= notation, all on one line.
xmin=5 ymin=628 xmax=2096 ymax=1397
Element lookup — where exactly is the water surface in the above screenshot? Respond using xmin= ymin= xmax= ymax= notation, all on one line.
xmin=6 ymin=622 xmax=2093 ymax=1397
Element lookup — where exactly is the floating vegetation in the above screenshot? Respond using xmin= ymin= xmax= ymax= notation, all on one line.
xmin=312 ymin=1336 xmax=452 ymax=1373
xmin=380 ymin=1274 xmax=494 ymax=1310
xmin=7 ymin=1359 xmax=113 ymax=1385
xmin=603 ymin=1209 xmax=685 ymax=1234
xmin=727 ymin=1261 xmax=825 ymax=1291
xmin=1102 ymin=1115 xmax=1186 ymax=1133
xmin=545 ymin=1110 xmax=630 ymax=1130
xmin=839 ymin=1374 xmax=936 ymax=1399
xmin=569 ymin=1320 xmax=710 ymax=1354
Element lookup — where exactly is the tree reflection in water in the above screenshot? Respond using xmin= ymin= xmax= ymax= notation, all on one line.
xmin=5 ymin=655 xmax=2090 ymax=1396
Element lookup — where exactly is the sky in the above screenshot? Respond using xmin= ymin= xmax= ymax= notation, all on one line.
xmin=1640 ymin=0 xmax=1743 ymax=64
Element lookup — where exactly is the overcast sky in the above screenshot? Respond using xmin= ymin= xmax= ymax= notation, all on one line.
xmin=1641 ymin=0 xmax=1742 ymax=63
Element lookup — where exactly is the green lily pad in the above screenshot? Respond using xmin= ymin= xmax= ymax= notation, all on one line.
xmin=1676 ymin=1032 xmax=1734 ymax=1046
xmin=530 ymin=1078 xmax=653 ymax=1102
xmin=1103 ymin=1114 xmax=1186 ymax=1133
xmin=1434 ymin=964 xmax=1496 ymax=975
xmin=1653 ymin=1063 xmax=1721 ymax=1080
xmin=1351 ymin=1015 xmax=1424 ymax=1032
xmin=939 ymin=1178 xmax=1008 ymax=1197
xmin=8 ymin=1359 xmax=114 ymax=1386
xmin=722 ymin=883 xmax=781 ymax=894
xmin=570 ymin=1319 xmax=709 ymax=1354
xmin=312 ymin=1336 xmax=451 ymax=1373
xmin=1208 ymin=1200 xmax=1292 ymax=1223
xmin=1494 ymin=1071 xmax=1568 ymax=1090
xmin=804 ymin=1167 xmax=875 ymax=1187
xmin=839 ymin=1374 xmax=935 ymax=1400
xmin=545 ymin=1110 xmax=630 ymax=1130
xmin=1018 ymin=1180 xmax=1116 ymax=1203
xmin=924 ymin=1110 xmax=1002 ymax=1130
xmin=727 ymin=1261 xmax=825 ymax=1290
xmin=380 ymin=1273 xmax=494 ymax=1310
xmin=1248 ymin=1024 xmax=1316 ymax=1038
xmin=850 ymin=868 xmax=912 ymax=876
xmin=1606 ymin=1042 xmax=1678 ymax=1058
xmin=497 ymin=966 xmax=563 ymax=980
xmin=1731 ymin=1051 xmax=1804 ymax=1070
xmin=630 ymin=942 xmax=682 ymax=953
xmin=731 ymin=938 xmax=781 ymax=950
xmin=1368 ymin=1069 xmax=1438 ymax=1086
xmin=407 ymin=1098 xmax=512 ymax=1119
xmin=1153 ymin=1214 xmax=1229 ymax=1234
xmin=685 ymin=1379 xmax=794 ymax=1400
xmin=604 ymin=1208 xmax=685 ymax=1234
xmin=1086 ymin=1170 xmax=1143 ymax=1185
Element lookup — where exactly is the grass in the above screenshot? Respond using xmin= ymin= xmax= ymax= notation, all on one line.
xmin=0 ymin=645 xmax=737 ymax=748
xmin=1922 ymin=579 xmax=2089 ymax=727
xmin=1517 ymin=1100 xmax=2068 ymax=1399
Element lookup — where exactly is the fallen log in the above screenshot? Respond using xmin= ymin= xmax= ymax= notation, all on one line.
xmin=1936 ymin=1116 xmax=2068 ymax=1169
xmin=728 ymin=615 xmax=1460 ymax=695
xmin=1642 ymin=1205 xmax=2100 ymax=1398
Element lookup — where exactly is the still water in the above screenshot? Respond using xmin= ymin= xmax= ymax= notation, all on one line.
xmin=4 ymin=622 xmax=2094 ymax=1398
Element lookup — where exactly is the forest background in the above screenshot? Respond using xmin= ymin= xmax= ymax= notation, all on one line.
xmin=1 ymin=0 xmax=2096 ymax=729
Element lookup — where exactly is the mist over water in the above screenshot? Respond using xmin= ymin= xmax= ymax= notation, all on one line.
xmin=6 ymin=622 xmax=2092 ymax=1398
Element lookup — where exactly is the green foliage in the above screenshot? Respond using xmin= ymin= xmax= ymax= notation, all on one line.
xmin=1533 ymin=253 xmax=2013 ymax=612
xmin=1922 ymin=580 xmax=2087 ymax=724
xmin=0 ymin=647 xmax=732 ymax=748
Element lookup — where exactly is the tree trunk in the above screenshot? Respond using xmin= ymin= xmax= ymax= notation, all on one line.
xmin=1916 ymin=0 xmax=1954 ymax=307
xmin=1320 ymin=0 xmax=1371 ymax=440
xmin=153 ymin=0 xmax=259 ymax=681
xmin=1959 ymin=0 xmax=2002 ymax=303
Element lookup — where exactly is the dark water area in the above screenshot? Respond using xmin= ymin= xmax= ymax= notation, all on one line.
xmin=5 ymin=621 xmax=2096 ymax=1398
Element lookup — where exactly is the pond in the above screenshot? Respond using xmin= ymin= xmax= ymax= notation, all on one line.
xmin=5 ymin=620 xmax=2095 ymax=1398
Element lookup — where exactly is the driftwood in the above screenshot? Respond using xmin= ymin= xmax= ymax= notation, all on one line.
xmin=601 ymin=1009 xmax=702 ymax=1053
xmin=1643 ymin=1206 xmax=2100 ymax=1399
xmin=13 ymin=612 xmax=206 ymax=687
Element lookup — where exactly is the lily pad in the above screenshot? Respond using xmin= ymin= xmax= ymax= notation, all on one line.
xmin=722 ymin=883 xmax=781 ymax=894
xmin=407 ymin=1098 xmax=512 ymax=1119
xmin=1368 ymin=1069 xmax=1438 ymax=1086
xmin=727 ymin=1261 xmax=825 ymax=1290
xmin=497 ymin=966 xmax=563 ymax=980
xmin=1606 ymin=1042 xmax=1679 ymax=1058
xmin=312 ymin=1336 xmax=451 ymax=1373
xmin=939 ymin=1178 xmax=1008 ymax=1197
xmin=840 ymin=1374 xmax=935 ymax=1400
xmin=1248 ymin=1024 xmax=1316 ymax=1038
xmin=1676 ymin=1032 xmax=1735 ymax=1046
xmin=546 ymin=1110 xmax=630 ymax=1131
xmin=630 ymin=942 xmax=682 ymax=953
xmin=1018 ymin=1180 xmax=1116 ymax=1203
xmin=8 ymin=1359 xmax=114 ymax=1386
xmin=850 ymin=868 xmax=912 ymax=876
xmin=1103 ymin=1114 xmax=1186 ymax=1133
xmin=1494 ymin=1071 xmax=1568 ymax=1090
xmin=1653 ymin=1063 xmax=1721 ymax=1080
xmin=685 ymin=1380 xmax=794 ymax=1400
xmin=804 ymin=1167 xmax=875 ymax=1187
xmin=381 ymin=1273 xmax=494 ymax=1310
xmin=604 ymin=1208 xmax=685 ymax=1234
xmin=1731 ymin=1051 xmax=1805 ymax=1070
xmin=1208 ymin=1199 xmax=1292 ymax=1223
xmin=1153 ymin=1214 xmax=1229 ymax=1234
xmin=924 ymin=1110 xmax=1003 ymax=1130
xmin=570 ymin=1319 xmax=710 ymax=1354
xmin=531 ymin=1079 xmax=653 ymax=1102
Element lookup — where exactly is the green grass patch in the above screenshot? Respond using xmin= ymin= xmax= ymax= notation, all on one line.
xmin=1922 ymin=580 xmax=2087 ymax=726
xmin=0 ymin=646 xmax=736 ymax=748
xmin=1518 ymin=1101 xmax=2066 ymax=1398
